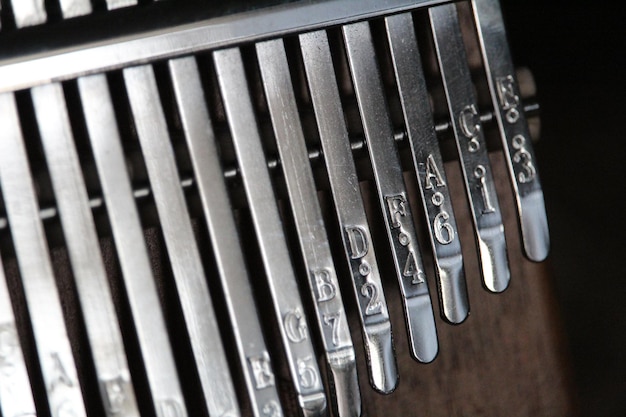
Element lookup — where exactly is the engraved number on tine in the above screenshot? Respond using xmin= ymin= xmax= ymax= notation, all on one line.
xmin=512 ymin=135 xmax=536 ymax=184
xmin=423 ymin=155 xmax=455 ymax=245
xmin=297 ymin=356 xmax=319 ymax=389
xmin=360 ymin=282 xmax=382 ymax=316
xmin=323 ymin=313 xmax=341 ymax=346
xmin=474 ymin=165 xmax=496 ymax=214
xmin=434 ymin=211 xmax=455 ymax=245
xmin=102 ymin=374 xmax=128 ymax=414
xmin=403 ymin=251 xmax=425 ymax=285
xmin=263 ymin=400 xmax=282 ymax=417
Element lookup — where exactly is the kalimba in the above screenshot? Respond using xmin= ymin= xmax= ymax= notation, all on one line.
xmin=0 ymin=1 xmax=572 ymax=416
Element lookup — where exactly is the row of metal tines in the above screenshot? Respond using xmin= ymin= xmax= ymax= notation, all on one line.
xmin=0 ymin=0 xmax=549 ymax=416
xmin=0 ymin=0 xmax=145 ymax=29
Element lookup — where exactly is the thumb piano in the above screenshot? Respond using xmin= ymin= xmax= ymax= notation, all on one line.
xmin=0 ymin=0 xmax=575 ymax=416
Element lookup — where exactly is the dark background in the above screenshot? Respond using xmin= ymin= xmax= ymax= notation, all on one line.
xmin=501 ymin=1 xmax=626 ymax=415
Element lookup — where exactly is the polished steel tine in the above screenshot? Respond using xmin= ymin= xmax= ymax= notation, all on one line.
xmin=123 ymin=65 xmax=240 ymax=417
xmin=0 ymin=92 xmax=87 ymax=417
xmin=256 ymin=39 xmax=360 ymax=417
xmin=58 ymin=0 xmax=91 ymax=19
xmin=10 ymin=0 xmax=47 ymax=28
xmin=385 ymin=13 xmax=468 ymax=325
xmin=0 ymin=252 xmax=37 ymax=417
xmin=343 ymin=22 xmax=439 ymax=360
xmin=471 ymin=0 xmax=550 ymax=262
xmin=430 ymin=4 xmax=510 ymax=295
xmin=31 ymin=83 xmax=139 ymax=417
xmin=214 ymin=47 xmax=328 ymax=417
xmin=106 ymin=0 xmax=137 ymax=10
xmin=168 ymin=56 xmax=284 ymax=417
xmin=78 ymin=73 xmax=189 ymax=417
xmin=299 ymin=30 xmax=398 ymax=394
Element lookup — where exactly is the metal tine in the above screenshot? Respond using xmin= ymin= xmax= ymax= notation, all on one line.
xmin=471 ymin=0 xmax=549 ymax=262
xmin=168 ymin=56 xmax=284 ymax=417
xmin=256 ymin=39 xmax=361 ymax=417
xmin=78 ymin=73 xmax=188 ymax=417
xmin=0 ymin=252 xmax=37 ymax=417
xmin=299 ymin=30 xmax=398 ymax=394
xmin=214 ymin=47 xmax=328 ymax=417
xmin=123 ymin=64 xmax=240 ymax=417
xmin=58 ymin=0 xmax=91 ymax=19
xmin=30 ymin=82 xmax=139 ymax=417
xmin=106 ymin=0 xmax=137 ymax=10
xmin=0 ymin=92 xmax=87 ymax=417
xmin=11 ymin=0 xmax=47 ymax=28
xmin=430 ymin=3 xmax=510 ymax=294
xmin=342 ymin=22 xmax=440 ymax=360
xmin=385 ymin=13 xmax=468 ymax=326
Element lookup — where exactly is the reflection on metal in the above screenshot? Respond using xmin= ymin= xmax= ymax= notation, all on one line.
xmin=257 ymin=38 xmax=359 ymax=416
xmin=32 ymin=82 xmax=139 ymax=417
xmin=430 ymin=3 xmax=510 ymax=295
xmin=0 ymin=0 xmax=450 ymax=93
xmin=0 ymin=0 xmax=548 ymax=414
xmin=214 ymin=47 xmax=327 ymax=417
xmin=343 ymin=21 xmax=439 ymax=362
xmin=472 ymin=0 xmax=550 ymax=262
xmin=300 ymin=29 xmax=399 ymax=395
xmin=0 ymin=92 xmax=87 ymax=417
xmin=385 ymin=12 xmax=467 ymax=326
xmin=124 ymin=64 xmax=237 ymax=417
xmin=0 ymin=253 xmax=37 ymax=417
xmin=79 ymin=73 xmax=187 ymax=415
xmin=169 ymin=56 xmax=283 ymax=417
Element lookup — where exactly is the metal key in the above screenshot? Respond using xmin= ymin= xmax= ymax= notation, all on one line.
xmin=10 ymin=0 xmax=46 ymax=28
xmin=58 ymin=0 xmax=91 ymax=19
xmin=0 ymin=252 xmax=37 ymax=417
xmin=385 ymin=12 xmax=468 ymax=324
xmin=124 ymin=64 xmax=239 ymax=417
xmin=256 ymin=38 xmax=360 ymax=417
xmin=343 ymin=21 xmax=440 ymax=358
xmin=430 ymin=3 xmax=511 ymax=294
xmin=299 ymin=29 xmax=399 ymax=394
xmin=471 ymin=0 xmax=550 ymax=262
xmin=214 ymin=47 xmax=328 ymax=417
xmin=78 ymin=73 xmax=188 ymax=416
xmin=31 ymin=82 xmax=139 ymax=417
xmin=168 ymin=56 xmax=284 ymax=417
xmin=0 ymin=92 xmax=87 ymax=417
xmin=106 ymin=0 xmax=137 ymax=10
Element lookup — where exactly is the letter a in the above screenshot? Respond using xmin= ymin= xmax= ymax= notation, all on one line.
xmin=424 ymin=154 xmax=446 ymax=190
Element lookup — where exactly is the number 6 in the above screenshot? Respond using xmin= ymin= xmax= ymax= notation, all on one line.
xmin=433 ymin=211 xmax=455 ymax=245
